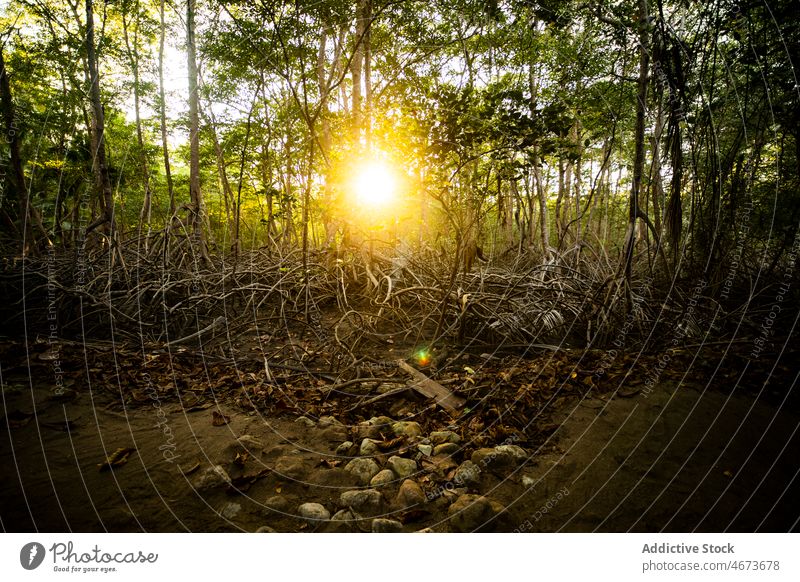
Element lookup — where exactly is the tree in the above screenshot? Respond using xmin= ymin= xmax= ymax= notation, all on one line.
xmin=84 ymin=0 xmax=116 ymax=242
xmin=186 ymin=0 xmax=209 ymax=262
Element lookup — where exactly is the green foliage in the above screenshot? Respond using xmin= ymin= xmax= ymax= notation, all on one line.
xmin=0 ymin=0 xmax=796 ymax=287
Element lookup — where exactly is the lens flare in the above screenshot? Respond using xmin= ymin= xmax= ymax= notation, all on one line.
xmin=416 ymin=350 xmax=431 ymax=366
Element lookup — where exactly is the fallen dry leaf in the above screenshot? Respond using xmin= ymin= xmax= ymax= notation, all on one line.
xmin=98 ymin=447 xmax=136 ymax=472
xmin=317 ymin=458 xmax=342 ymax=469
xmin=421 ymin=454 xmax=458 ymax=477
xmin=212 ymin=410 xmax=230 ymax=426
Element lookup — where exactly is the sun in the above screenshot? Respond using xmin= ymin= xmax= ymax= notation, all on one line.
xmin=352 ymin=161 xmax=397 ymax=207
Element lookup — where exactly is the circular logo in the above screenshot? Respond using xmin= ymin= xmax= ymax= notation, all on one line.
xmin=20 ymin=542 xmax=46 ymax=570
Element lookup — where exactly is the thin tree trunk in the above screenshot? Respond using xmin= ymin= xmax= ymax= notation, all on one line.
xmin=623 ymin=0 xmax=650 ymax=289
xmin=351 ymin=0 xmax=366 ymax=140
xmin=159 ymin=0 xmax=175 ymax=218
xmin=234 ymin=92 xmax=257 ymax=262
xmin=527 ymin=60 xmax=549 ymax=257
xmin=84 ymin=0 xmax=115 ymax=240
xmin=122 ymin=1 xmax=152 ymax=249
xmin=555 ymin=156 xmax=565 ymax=243
xmin=650 ymin=100 xmax=665 ymax=239
xmin=533 ymin=152 xmax=549 ymax=258
xmin=202 ymin=108 xmax=235 ymax=237
xmin=363 ymin=0 xmax=372 ymax=145
xmin=186 ymin=0 xmax=209 ymax=262
xmin=282 ymin=114 xmax=295 ymax=246
xmin=573 ymin=116 xmax=583 ymax=247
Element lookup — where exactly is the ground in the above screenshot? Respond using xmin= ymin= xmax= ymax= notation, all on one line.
xmin=2 ymin=339 xmax=797 ymax=532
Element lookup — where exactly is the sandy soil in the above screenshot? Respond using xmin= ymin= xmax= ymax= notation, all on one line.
xmin=2 ymin=368 xmax=797 ymax=532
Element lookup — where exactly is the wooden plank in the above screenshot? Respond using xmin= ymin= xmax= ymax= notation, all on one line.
xmin=397 ymin=360 xmax=466 ymax=413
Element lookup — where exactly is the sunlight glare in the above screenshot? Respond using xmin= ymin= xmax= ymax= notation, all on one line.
xmin=353 ymin=162 xmax=396 ymax=207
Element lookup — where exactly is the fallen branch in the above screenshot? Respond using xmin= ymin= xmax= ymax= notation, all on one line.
xmin=167 ymin=316 xmax=226 ymax=346
xmin=346 ymin=385 xmax=411 ymax=411
xmin=397 ymin=359 xmax=466 ymax=413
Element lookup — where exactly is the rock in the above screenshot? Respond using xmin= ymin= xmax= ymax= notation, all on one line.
xmin=430 ymin=430 xmax=461 ymax=445
xmin=192 ymin=465 xmax=231 ymax=490
xmin=454 ymin=460 xmax=481 ymax=488
xmin=275 ymin=456 xmax=306 ymax=481
xmin=263 ymin=495 xmax=290 ymax=513
xmin=388 ymin=456 xmax=418 ymax=478
xmin=433 ymin=443 xmax=459 ymax=456
xmin=255 ymin=526 xmax=277 ymax=533
xmin=320 ymin=425 xmax=349 ymax=442
xmin=340 ymin=489 xmax=383 ymax=514
xmin=495 ymin=444 xmax=528 ymax=462
xmin=470 ymin=448 xmax=495 ymax=466
xmin=422 ymin=454 xmax=459 ymax=478
xmin=359 ymin=438 xmax=380 ymax=456
xmin=392 ymin=421 xmax=423 ymax=438
xmin=327 ymin=509 xmax=356 ymax=532
xmin=370 ymin=469 xmax=396 ymax=488
xmin=318 ymin=415 xmax=343 ymax=428
xmin=219 ymin=502 xmax=241 ymax=520
xmin=521 ymin=475 xmax=536 ymax=489
xmin=344 ymin=457 xmax=381 ymax=485
xmin=368 ymin=416 xmax=395 ymax=428
xmin=297 ymin=502 xmax=330 ymax=523
xmin=335 ymin=441 xmax=355 ymax=456
xmin=441 ymin=488 xmax=467 ymax=504
xmin=416 ymin=527 xmax=435 ymax=533
xmin=331 ymin=509 xmax=355 ymax=521
xmin=447 ymin=494 xmax=496 ymax=532
xmin=235 ymin=434 xmax=264 ymax=452
xmin=391 ymin=400 xmax=418 ymax=418
xmin=395 ymin=479 xmax=426 ymax=508
xmin=372 ymin=518 xmax=403 ymax=533
xmin=417 ymin=444 xmax=433 ymax=456
xmin=489 ymin=500 xmax=506 ymax=515
xmin=356 ymin=424 xmax=382 ymax=440
xmin=295 ymin=416 xmax=315 ymax=427
xmin=471 ymin=447 xmax=515 ymax=474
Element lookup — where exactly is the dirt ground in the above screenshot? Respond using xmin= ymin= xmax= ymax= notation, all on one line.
xmin=2 ymin=361 xmax=797 ymax=532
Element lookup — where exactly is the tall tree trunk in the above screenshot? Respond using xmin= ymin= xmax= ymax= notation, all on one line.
xmin=351 ymin=0 xmax=366 ymax=140
xmin=186 ymin=0 xmax=209 ymax=262
xmin=623 ymin=0 xmax=650 ymax=286
xmin=317 ymin=30 xmax=335 ymax=248
xmin=84 ymin=0 xmax=115 ymax=239
xmin=202 ymin=108 xmax=235 ymax=237
xmin=363 ymin=0 xmax=372 ymax=145
xmin=259 ymin=119 xmax=275 ymax=249
xmin=122 ymin=1 xmax=152 ymax=249
xmin=316 ymin=31 xmax=331 ymax=157
xmin=159 ymin=0 xmax=175 ymax=218
xmin=234 ymin=93 xmax=257 ymax=261
xmin=281 ymin=113 xmax=295 ymax=246
xmin=573 ymin=116 xmax=583 ymax=247
xmin=555 ymin=156 xmax=565 ymax=243
xmin=533 ymin=153 xmax=549 ymax=258
xmin=527 ymin=60 xmax=550 ymax=258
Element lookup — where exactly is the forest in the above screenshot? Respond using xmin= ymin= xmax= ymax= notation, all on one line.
xmin=0 ymin=0 xmax=798 ymax=533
